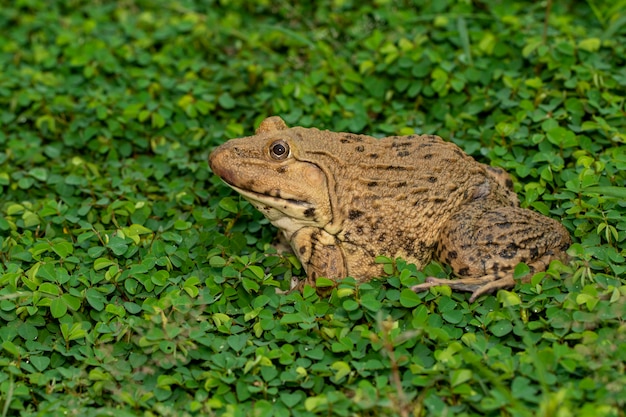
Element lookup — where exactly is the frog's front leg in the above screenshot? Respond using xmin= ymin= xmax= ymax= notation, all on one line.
xmin=290 ymin=227 xmax=347 ymax=285
xmin=412 ymin=204 xmax=570 ymax=302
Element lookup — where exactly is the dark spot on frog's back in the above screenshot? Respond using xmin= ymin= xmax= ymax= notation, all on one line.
xmin=304 ymin=208 xmax=316 ymax=218
xmin=392 ymin=141 xmax=413 ymax=149
xmin=458 ymin=267 xmax=470 ymax=276
xmin=355 ymin=145 xmax=365 ymax=152
xmin=387 ymin=166 xmax=407 ymax=171
xmin=423 ymin=153 xmax=433 ymax=160
xmin=499 ymin=242 xmax=518 ymax=259
xmin=277 ymin=166 xmax=287 ymax=173
xmin=428 ymin=176 xmax=437 ymax=183
xmin=368 ymin=153 xmax=379 ymax=159
xmin=346 ymin=133 xmax=363 ymax=141
xmin=349 ymin=210 xmax=364 ymax=220
xmin=340 ymin=134 xmax=363 ymax=144
xmin=397 ymin=151 xmax=410 ymax=157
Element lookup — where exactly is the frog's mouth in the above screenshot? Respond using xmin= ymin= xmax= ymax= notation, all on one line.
xmin=227 ymin=183 xmax=325 ymax=240
xmin=227 ymin=183 xmax=316 ymax=220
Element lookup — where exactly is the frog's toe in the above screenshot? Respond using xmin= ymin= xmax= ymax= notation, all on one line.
xmin=412 ymin=275 xmax=516 ymax=302
xmin=467 ymin=276 xmax=516 ymax=302
xmin=411 ymin=277 xmax=456 ymax=293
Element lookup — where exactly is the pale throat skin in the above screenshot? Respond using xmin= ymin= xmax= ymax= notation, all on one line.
xmin=209 ymin=116 xmax=571 ymax=302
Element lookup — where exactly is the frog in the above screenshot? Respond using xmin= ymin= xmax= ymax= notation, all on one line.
xmin=209 ymin=116 xmax=571 ymax=302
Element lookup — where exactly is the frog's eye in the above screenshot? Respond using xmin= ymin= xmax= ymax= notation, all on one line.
xmin=269 ymin=140 xmax=290 ymax=160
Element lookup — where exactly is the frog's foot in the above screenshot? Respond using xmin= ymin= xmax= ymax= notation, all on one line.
xmin=411 ymin=275 xmax=516 ymax=302
xmin=275 ymin=276 xmax=302 ymax=294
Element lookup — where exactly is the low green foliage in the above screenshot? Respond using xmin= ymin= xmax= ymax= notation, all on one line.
xmin=0 ymin=0 xmax=625 ymax=416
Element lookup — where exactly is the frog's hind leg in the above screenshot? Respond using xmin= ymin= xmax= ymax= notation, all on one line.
xmin=412 ymin=203 xmax=570 ymax=302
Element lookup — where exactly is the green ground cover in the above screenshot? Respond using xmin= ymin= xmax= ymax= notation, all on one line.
xmin=0 ymin=0 xmax=625 ymax=416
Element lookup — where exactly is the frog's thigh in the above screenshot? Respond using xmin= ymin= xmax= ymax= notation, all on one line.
xmin=438 ymin=205 xmax=566 ymax=275
xmin=420 ymin=205 xmax=568 ymax=301
xmin=290 ymin=227 xmax=347 ymax=280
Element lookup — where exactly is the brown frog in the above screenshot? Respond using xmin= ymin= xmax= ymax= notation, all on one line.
xmin=209 ymin=117 xmax=571 ymax=301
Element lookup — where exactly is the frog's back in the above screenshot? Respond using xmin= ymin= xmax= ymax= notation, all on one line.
xmin=288 ymin=128 xmax=500 ymax=273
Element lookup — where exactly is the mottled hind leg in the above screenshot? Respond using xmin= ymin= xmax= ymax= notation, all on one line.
xmin=412 ymin=202 xmax=570 ymax=302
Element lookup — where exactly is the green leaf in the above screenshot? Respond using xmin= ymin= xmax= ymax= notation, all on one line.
xmin=280 ymin=313 xmax=304 ymax=325
xmin=489 ymin=320 xmax=513 ymax=337
xmin=39 ymin=282 xmax=60 ymax=295
xmin=107 ymin=236 xmax=129 ymax=256
xmin=36 ymin=263 xmax=58 ymax=281
xmin=498 ymin=290 xmax=522 ymax=307
xmin=50 ymin=297 xmax=68 ymax=318
xmin=242 ymin=277 xmax=260 ymax=292
xmin=360 ymin=294 xmax=382 ymax=312
xmin=218 ymin=93 xmax=236 ymax=109
xmin=546 ymin=126 xmax=577 ymax=147
xmin=151 ymin=270 xmax=170 ymax=286
xmin=342 ymin=299 xmax=359 ymax=311
xmin=578 ymin=38 xmax=601 ymax=52
xmin=105 ymin=303 xmax=125 ymax=317
xmin=94 ymin=258 xmax=116 ymax=271
xmin=29 ymin=167 xmax=48 ymax=181
xmin=63 ymin=294 xmax=82 ymax=311
xmin=513 ymin=263 xmax=531 ymax=279
xmin=2 ymin=341 xmax=20 ymax=357
xmin=51 ymin=240 xmax=74 ymax=258
xmin=304 ymin=395 xmax=327 ymax=412
xmin=582 ymin=186 xmax=626 ymax=199
xmin=227 ymin=334 xmax=248 ymax=352
xmin=61 ymin=322 xmax=87 ymax=341
xmin=442 ymin=310 xmax=464 ymax=324
xmin=280 ymin=391 xmax=305 ymax=408
xmin=400 ymin=289 xmax=422 ymax=307
xmin=450 ymin=369 xmax=473 ymax=387
xmin=218 ymin=197 xmax=239 ymax=214
xmin=330 ymin=360 xmax=351 ymax=382
xmin=30 ymin=355 xmax=51 ymax=372
xmin=86 ymin=288 xmax=106 ymax=311
xmin=315 ymin=277 xmax=335 ymax=287
xmin=209 ymin=256 xmax=227 ymax=268
xmin=151 ymin=112 xmax=166 ymax=129
xmin=122 ymin=224 xmax=153 ymax=244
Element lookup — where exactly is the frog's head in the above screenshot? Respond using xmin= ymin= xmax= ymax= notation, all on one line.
xmin=209 ymin=116 xmax=334 ymax=237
